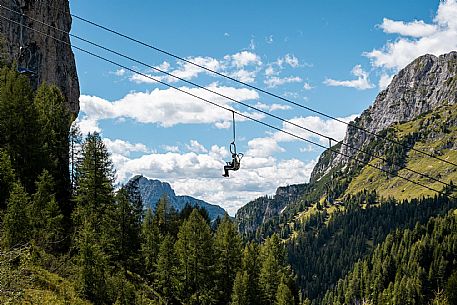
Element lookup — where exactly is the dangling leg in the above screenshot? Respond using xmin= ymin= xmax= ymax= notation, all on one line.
xmin=223 ymin=165 xmax=230 ymax=177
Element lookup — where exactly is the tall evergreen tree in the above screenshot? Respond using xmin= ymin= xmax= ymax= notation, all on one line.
xmin=259 ymin=234 xmax=287 ymax=305
xmin=102 ymin=188 xmax=142 ymax=273
xmin=2 ymin=182 xmax=30 ymax=249
xmin=175 ymin=209 xmax=215 ymax=304
xmin=231 ymin=271 xmax=250 ymax=305
xmin=0 ymin=67 xmax=42 ymax=192
xmin=275 ymin=276 xmax=294 ymax=305
xmin=214 ymin=214 xmax=242 ymax=305
xmin=155 ymin=234 xmax=177 ymax=304
xmin=29 ymin=170 xmax=64 ymax=252
xmin=76 ymin=218 xmax=107 ymax=305
xmin=0 ymin=149 xmax=15 ymax=209
xmin=33 ymin=84 xmax=72 ymax=211
xmin=74 ymin=132 xmax=115 ymax=229
xmin=141 ymin=207 xmax=160 ymax=278
xmin=241 ymin=242 xmax=262 ymax=305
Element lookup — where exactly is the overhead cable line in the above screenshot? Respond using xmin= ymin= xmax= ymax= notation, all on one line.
xmin=0 ymin=3 xmax=454 ymax=190
xmin=62 ymin=8 xmax=457 ymax=168
xmin=0 ymin=13 xmax=455 ymax=200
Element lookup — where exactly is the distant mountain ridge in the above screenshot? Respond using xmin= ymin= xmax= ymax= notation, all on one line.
xmin=126 ymin=175 xmax=226 ymax=221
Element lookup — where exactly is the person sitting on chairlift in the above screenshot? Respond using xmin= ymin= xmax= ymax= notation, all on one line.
xmin=223 ymin=142 xmax=242 ymax=177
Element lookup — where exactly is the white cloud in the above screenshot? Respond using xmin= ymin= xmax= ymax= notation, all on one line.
xmin=224 ymin=32 xmax=230 ymax=37
xmin=274 ymin=114 xmax=358 ymax=145
xmin=303 ymin=82 xmax=313 ymax=90
xmin=379 ymin=73 xmax=394 ymax=90
xmin=228 ymin=51 xmax=262 ymax=68
xmin=284 ymin=54 xmax=300 ymax=68
xmin=110 ymin=144 xmax=317 ymax=215
xmin=265 ymin=35 xmax=274 ymax=44
xmin=162 ymin=145 xmax=180 ymax=153
xmin=186 ymin=140 xmax=208 ymax=153
xmin=113 ymin=68 xmax=126 ymax=76
xmin=269 ymin=104 xmax=291 ymax=112
xmin=324 ymin=65 xmax=374 ymax=90
xmin=380 ymin=18 xmax=437 ymax=38
xmin=365 ymin=0 xmax=457 ymax=71
xmin=103 ymin=138 xmax=149 ymax=157
xmin=265 ymin=76 xmax=303 ymax=88
xmin=253 ymin=102 xmax=291 ymax=112
xmin=79 ymin=85 xmax=262 ymax=129
xmin=229 ymin=69 xmax=258 ymax=83
xmin=246 ymin=137 xmax=285 ymax=158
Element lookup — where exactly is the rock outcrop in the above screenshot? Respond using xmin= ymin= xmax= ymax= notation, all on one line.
xmin=0 ymin=0 xmax=79 ymax=115
xmin=235 ymin=184 xmax=306 ymax=236
xmin=311 ymin=51 xmax=457 ymax=181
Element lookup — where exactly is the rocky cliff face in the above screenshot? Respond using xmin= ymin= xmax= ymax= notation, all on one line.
xmin=0 ymin=0 xmax=79 ymax=115
xmin=235 ymin=184 xmax=306 ymax=236
xmin=126 ymin=175 xmax=226 ymax=221
xmin=311 ymin=51 xmax=457 ymax=181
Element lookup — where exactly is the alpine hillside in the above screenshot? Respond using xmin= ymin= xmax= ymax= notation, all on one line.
xmin=236 ymin=51 xmax=457 ymax=241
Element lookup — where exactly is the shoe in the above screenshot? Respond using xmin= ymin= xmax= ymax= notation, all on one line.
xmin=222 ymin=174 xmax=229 ymax=177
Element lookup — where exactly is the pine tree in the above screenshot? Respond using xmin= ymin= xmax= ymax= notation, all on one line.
xmin=141 ymin=207 xmax=160 ymax=278
xmin=29 ymin=170 xmax=64 ymax=252
xmin=2 ymin=182 xmax=30 ymax=249
xmin=74 ymin=132 xmax=115 ymax=229
xmin=155 ymin=234 xmax=177 ymax=304
xmin=275 ymin=276 xmax=294 ymax=305
xmin=175 ymin=209 xmax=215 ymax=303
xmin=0 ymin=67 xmax=42 ymax=192
xmin=102 ymin=188 xmax=142 ymax=273
xmin=214 ymin=214 xmax=242 ymax=305
xmin=155 ymin=195 xmax=179 ymax=237
xmin=0 ymin=149 xmax=15 ymax=209
xmin=231 ymin=271 xmax=249 ymax=305
xmin=33 ymin=84 xmax=72 ymax=211
xmin=259 ymin=234 xmax=286 ymax=305
xmin=241 ymin=242 xmax=262 ymax=305
xmin=76 ymin=218 xmax=107 ymax=304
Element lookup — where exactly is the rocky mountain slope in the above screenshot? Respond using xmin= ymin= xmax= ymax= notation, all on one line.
xmin=236 ymin=51 xmax=457 ymax=240
xmin=312 ymin=51 xmax=457 ymax=181
xmin=0 ymin=0 xmax=79 ymax=115
xmin=126 ymin=175 xmax=226 ymax=221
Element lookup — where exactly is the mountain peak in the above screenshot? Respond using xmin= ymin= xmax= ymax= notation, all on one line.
xmin=126 ymin=176 xmax=226 ymax=221
xmin=311 ymin=50 xmax=457 ymax=182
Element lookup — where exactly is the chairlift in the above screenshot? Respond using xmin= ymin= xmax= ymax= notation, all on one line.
xmin=223 ymin=111 xmax=244 ymax=177
xmin=17 ymin=46 xmax=35 ymax=76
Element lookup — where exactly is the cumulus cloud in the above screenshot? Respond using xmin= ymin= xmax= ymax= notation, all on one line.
xmin=162 ymin=145 xmax=180 ymax=153
xmin=113 ymin=68 xmax=126 ymax=76
xmin=380 ymin=18 xmax=437 ymax=38
xmin=108 ymin=142 xmax=317 ymax=215
xmin=324 ymin=65 xmax=374 ymax=90
xmin=246 ymin=137 xmax=285 ymax=158
xmin=103 ymin=138 xmax=149 ymax=157
xmin=186 ymin=140 xmax=208 ymax=153
xmin=228 ymin=51 xmax=262 ymax=68
xmin=365 ymin=0 xmax=457 ymax=71
xmin=265 ymin=76 xmax=303 ymax=88
xmin=303 ymin=82 xmax=313 ymax=90
xmin=284 ymin=54 xmax=300 ymax=68
xmin=79 ymin=85 xmax=263 ymax=129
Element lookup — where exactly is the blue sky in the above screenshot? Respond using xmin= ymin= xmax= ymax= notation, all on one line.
xmin=69 ymin=0 xmax=457 ymax=215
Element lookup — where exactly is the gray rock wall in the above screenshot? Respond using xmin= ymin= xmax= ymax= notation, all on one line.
xmin=0 ymin=0 xmax=79 ymax=115
xmin=311 ymin=51 xmax=457 ymax=181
